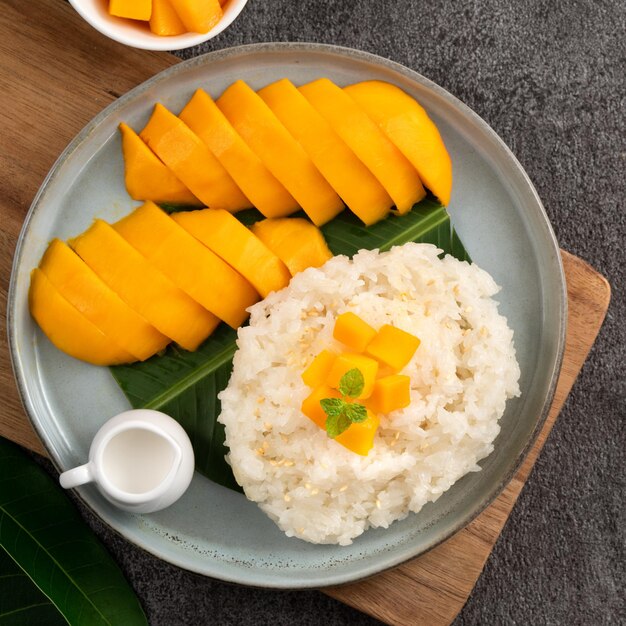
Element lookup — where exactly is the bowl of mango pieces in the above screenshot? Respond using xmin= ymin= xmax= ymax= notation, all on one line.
xmin=69 ymin=0 xmax=248 ymax=51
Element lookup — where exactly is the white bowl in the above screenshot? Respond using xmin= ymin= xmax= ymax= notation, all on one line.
xmin=68 ymin=0 xmax=248 ymax=51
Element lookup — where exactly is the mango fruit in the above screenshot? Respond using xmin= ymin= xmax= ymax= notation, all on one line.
xmin=299 ymin=78 xmax=426 ymax=214
xmin=250 ymin=217 xmax=332 ymax=276
xmin=216 ymin=80 xmax=344 ymax=226
xmin=173 ymin=208 xmax=291 ymax=298
xmin=150 ymin=0 xmax=187 ymax=37
xmin=300 ymin=385 xmax=379 ymax=456
xmin=29 ymin=269 xmax=134 ymax=366
xmin=119 ymin=123 xmax=199 ymax=205
xmin=345 ymin=81 xmax=453 ymax=205
xmin=70 ymin=220 xmax=219 ymax=351
xmin=39 ymin=238 xmax=169 ymax=361
xmin=114 ymin=202 xmax=259 ymax=329
xmin=140 ymin=103 xmax=251 ymax=212
xmin=179 ymin=89 xmax=298 ymax=218
xmin=109 ymin=0 xmax=151 ymax=21
xmin=365 ymin=324 xmax=421 ymax=371
xmin=332 ymin=312 xmax=377 ymax=353
xmin=257 ymin=79 xmax=393 ymax=225
xmin=167 ymin=0 xmax=222 ymax=33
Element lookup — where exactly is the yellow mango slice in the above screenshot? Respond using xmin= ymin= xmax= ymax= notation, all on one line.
xmin=150 ymin=0 xmax=187 ymax=36
xmin=140 ymin=104 xmax=251 ymax=212
xmin=366 ymin=375 xmax=411 ymax=414
xmin=29 ymin=269 xmax=134 ymax=366
xmin=365 ymin=325 xmax=421 ymax=371
xmin=301 ymin=350 xmax=336 ymax=389
xmin=301 ymin=385 xmax=379 ymax=456
xmin=119 ymin=123 xmax=199 ymax=206
xmin=299 ymin=78 xmax=426 ymax=214
xmin=216 ymin=80 xmax=344 ymax=226
xmin=257 ymin=79 xmax=393 ymax=225
xmin=250 ymin=217 xmax=332 ymax=276
xmin=332 ymin=312 xmax=377 ymax=353
xmin=326 ymin=353 xmax=379 ymax=399
xmin=114 ymin=202 xmax=258 ymax=329
xmin=179 ymin=89 xmax=298 ymax=218
xmin=345 ymin=81 xmax=453 ymax=206
xmin=167 ymin=0 xmax=222 ymax=33
xmin=109 ymin=0 xmax=151 ymax=20
xmin=70 ymin=220 xmax=219 ymax=351
xmin=172 ymin=208 xmax=291 ymax=298
xmin=39 ymin=239 xmax=169 ymax=361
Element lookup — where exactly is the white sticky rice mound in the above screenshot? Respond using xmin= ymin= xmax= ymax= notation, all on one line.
xmin=218 ymin=243 xmax=520 ymax=545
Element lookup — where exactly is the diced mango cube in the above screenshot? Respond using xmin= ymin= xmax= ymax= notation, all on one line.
xmin=109 ymin=0 xmax=151 ymax=20
xmin=301 ymin=386 xmax=379 ymax=456
xmin=336 ymin=410 xmax=379 ymax=456
xmin=301 ymin=385 xmax=341 ymax=430
xmin=333 ymin=312 xmax=377 ymax=352
xmin=302 ymin=350 xmax=336 ymax=388
xmin=326 ymin=353 xmax=378 ymax=399
xmin=365 ymin=324 xmax=420 ymax=371
xmin=366 ymin=375 xmax=411 ymax=414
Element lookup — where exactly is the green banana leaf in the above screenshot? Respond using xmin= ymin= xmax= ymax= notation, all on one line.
xmin=0 ymin=438 xmax=147 ymax=626
xmin=111 ymin=199 xmax=470 ymax=491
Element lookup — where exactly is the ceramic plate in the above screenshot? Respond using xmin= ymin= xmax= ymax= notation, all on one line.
xmin=8 ymin=43 xmax=566 ymax=588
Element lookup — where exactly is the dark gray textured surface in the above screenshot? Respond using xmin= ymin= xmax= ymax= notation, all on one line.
xmin=46 ymin=0 xmax=626 ymax=623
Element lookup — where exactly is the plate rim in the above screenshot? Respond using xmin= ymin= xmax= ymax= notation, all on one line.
xmin=7 ymin=41 xmax=567 ymax=588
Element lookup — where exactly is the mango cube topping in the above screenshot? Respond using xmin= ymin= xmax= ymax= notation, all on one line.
xmin=301 ymin=350 xmax=336 ymax=389
xmin=301 ymin=386 xmax=378 ymax=456
xmin=333 ymin=311 xmax=377 ymax=352
xmin=366 ymin=375 xmax=411 ymax=415
xmin=365 ymin=324 xmax=421 ymax=371
xmin=300 ymin=312 xmax=420 ymax=455
xmin=326 ymin=353 xmax=378 ymax=399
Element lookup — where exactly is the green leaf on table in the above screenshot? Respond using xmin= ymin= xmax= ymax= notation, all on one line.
xmin=0 ymin=438 xmax=147 ymax=626
xmin=111 ymin=197 xmax=470 ymax=491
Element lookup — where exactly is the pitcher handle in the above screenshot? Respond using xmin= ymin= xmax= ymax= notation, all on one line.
xmin=59 ymin=463 xmax=94 ymax=489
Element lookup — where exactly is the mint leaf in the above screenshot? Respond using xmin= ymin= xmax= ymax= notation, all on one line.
xmin=339 ymin=368 xmax=364 ymax=398
xmin=320 ymin=397 xmax=345 ymax=418
xmin=345 ymin=403 xmax=368 ymax=423
xmin=325 ymin=412 xmax=352 ymax=438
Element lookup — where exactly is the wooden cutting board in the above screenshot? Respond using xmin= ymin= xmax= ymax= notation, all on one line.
xmin=0 ymin=2 xmax=611 ymax=624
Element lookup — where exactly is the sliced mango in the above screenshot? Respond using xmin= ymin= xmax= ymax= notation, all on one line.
xmin=167 ymin=0 xmax=222 ymax=33
xmin=150 ymin=0 xmax=187 ymax=36
xmin=216 ymin=80 xmax=344 ymax=226
xmin=365 ymin=325 xmax=421 ymax=371
xmin=39 ymin=239 xmax=169 ymax=361
xmin=140 ymin=103 xmax=251 ymax=212
xmin=299 ymin=78 xmax=426 ymax=214
xmin=301 ymin=350 xmax=336 ymax=389
xmin=172 ymin=208 xmax=291 ymax=298
xmin=366 ymin=375 xmax=411 ymax=414
xmin=301 ymin=385 xmax=379 ymax=456
xmin=109 ymin=0 xmax=151 ymax=20
xmin=326 ymin=353 xmax=379 ymax=399
xmin=345 ymin=81 xmax=453 ymax=206
xmin=119 ymin=123 xmax=199 ymax=205
xmin=114 ymin=202 xmax=258 ymax=329
xmin=179 ymin=89 xmax=298 ymax=218
xmin=70 ymin=220 xmax=219 ymax=351
xmin=29 ymin=269 xmax=134 ymax=366
xmin=257 ymin=79 xmax=393 ymax=226
xmin=332 ymin=312 xmax=377 ymax=353
xmin=250 ymin=217 xmax=332 ymax=276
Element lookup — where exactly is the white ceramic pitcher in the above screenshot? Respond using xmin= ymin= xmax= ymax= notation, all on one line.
xmin=59 ymin=409 xmax=195 ymax=514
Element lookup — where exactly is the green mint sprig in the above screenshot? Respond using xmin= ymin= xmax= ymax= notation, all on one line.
xmin=320 ymin=368 xmax=369 ymax=438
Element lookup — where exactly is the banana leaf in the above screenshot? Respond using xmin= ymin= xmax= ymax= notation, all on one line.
xmin=111 ymin=199 xmax=470 ymax=491
xmin=0 ymin=438 xmax=147 ymax=625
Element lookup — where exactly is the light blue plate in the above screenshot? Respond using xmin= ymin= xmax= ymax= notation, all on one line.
xmin=8 ymin=43 xmax=566 ymax=588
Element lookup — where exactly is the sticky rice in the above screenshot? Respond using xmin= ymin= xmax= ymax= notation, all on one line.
xmin=219 ymin=243 xmax=520 ymax=545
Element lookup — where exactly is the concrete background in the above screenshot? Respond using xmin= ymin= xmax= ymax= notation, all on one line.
xmin=53 ymin=0 xmax=626 ymax=623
